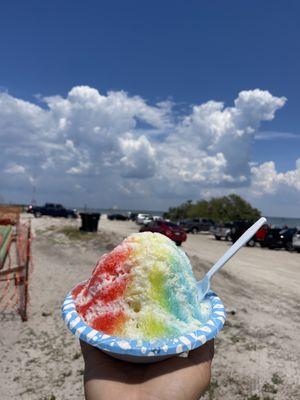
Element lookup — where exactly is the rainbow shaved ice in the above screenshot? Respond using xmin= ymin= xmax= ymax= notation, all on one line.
xmin=72 ymin=232 xmax=210 ymax=340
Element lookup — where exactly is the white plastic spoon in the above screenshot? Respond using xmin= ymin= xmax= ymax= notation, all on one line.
xmin=197 ymin=217 xmax=267 ymax=301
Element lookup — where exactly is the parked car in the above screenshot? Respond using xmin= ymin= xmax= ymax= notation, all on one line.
xmin=127 ymin=212 xmax=138 ymax=221
xmin=292 ymin=229 xmax=300 ymax=252
xmin=139 ymin=220 xmax=187 ymax=245
xmin=107 ymin=213 xmax=129 ymax=221
xmin=30 ymin=203 xmax=77 ymax=218
xmin=230 ymin=220 xmax=256 ymax=246
xmin=264 ymin=227 xmax=297 ymax=251
xmin=136 ymin=213 xmax=152 ymax=224
xmin=230 ymin=220 xmax=251 ymax=243
xmin=179 ymin=218 xmax=215 ymax=233
xmin=230 ymin=220 xmax=270 ymax=247
xmin=142 ymin=216 xmax=154 ymax=226
xmin=212 ymin=223 xmax=232 ymax=241
xmin=255 ymin=224 xmax=270 ymax=247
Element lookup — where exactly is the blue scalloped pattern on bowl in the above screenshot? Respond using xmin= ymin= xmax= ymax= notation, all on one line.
xmin=62 ymin=290 xmax=226 ymax=357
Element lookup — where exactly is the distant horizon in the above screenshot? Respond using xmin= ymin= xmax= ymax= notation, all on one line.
xmin=1 ymin=201 xmax=300 ymax=220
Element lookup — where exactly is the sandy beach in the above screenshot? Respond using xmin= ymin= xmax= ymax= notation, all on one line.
xmin=0 ymin=214 xmax=299 ymax=400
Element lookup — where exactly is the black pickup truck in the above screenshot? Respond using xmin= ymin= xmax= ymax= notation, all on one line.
xmin=28 ymin=203 xmax=77 ymax=219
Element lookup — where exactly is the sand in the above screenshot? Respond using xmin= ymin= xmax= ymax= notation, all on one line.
xmin=0 ymin=214 xmax=299 ymax=399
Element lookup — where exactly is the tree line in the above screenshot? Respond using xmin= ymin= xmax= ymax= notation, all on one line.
xmin=163 ymin=194 xmax=261 ymax=223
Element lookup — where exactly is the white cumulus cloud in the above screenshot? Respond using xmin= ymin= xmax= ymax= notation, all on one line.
xmin=0 ymin=85 xmax=297 ymax=214
xmin=119 ymin=135 xmax=156 ymax=179
xmin=251 ymin=159 xmax=300 ymax=195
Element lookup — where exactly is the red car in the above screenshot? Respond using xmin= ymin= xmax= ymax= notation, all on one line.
xmin=139 ymin=220 xmax=187 ymax=245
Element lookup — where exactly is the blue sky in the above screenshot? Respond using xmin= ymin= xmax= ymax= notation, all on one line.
xmin=0 ymin=1 xmax=299 ymax=216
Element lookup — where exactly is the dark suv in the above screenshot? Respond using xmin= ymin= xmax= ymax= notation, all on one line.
xmin=179 ymin=218 xmax=215 ymax=234
xmin=264 ymin=227 xmax=297 ymax=251
xmin=230 ymin=220 xmax=255 ymax=246
xmin=107 ymin=213 xmax=129 ymax=221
